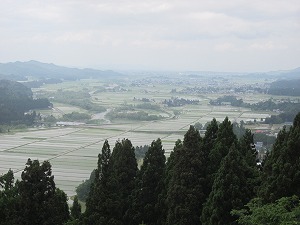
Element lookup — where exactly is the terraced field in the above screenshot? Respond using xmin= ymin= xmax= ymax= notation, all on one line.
xmin=0 ymin=103 xmax=272 ymax=196
xmin=1 ymin=77 xmax=280 ymax=197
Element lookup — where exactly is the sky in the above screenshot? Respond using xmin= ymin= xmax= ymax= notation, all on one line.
xmin=0 ymin=0 xmax=300 ymax=72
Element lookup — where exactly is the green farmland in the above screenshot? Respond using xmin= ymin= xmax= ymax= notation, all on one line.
xmin=0 ymin=75 xmax=291 ymax=196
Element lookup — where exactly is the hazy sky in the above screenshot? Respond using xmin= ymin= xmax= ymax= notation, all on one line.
xmin=0 ymin=0 xmax=299 ymax=72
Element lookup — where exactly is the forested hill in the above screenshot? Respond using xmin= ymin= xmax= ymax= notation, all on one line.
xmin=271 ymin=67 xmax=300 ymax=79
xmin=0 ymin=80 xmax=51 ymax=124
xmin=0 ymin=60 xmax=122 ymax=80
xmin=268 ymin=78 xmax=300 ymax=96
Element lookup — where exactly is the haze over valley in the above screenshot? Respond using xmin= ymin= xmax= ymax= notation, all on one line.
xmin=0 ymin=1 xmax=300 ymax=224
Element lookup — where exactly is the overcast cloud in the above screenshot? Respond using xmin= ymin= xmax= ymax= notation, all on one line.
xmin=0 ymin=0 xmax=299 ymax=72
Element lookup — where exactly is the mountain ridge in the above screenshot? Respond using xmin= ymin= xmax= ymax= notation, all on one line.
xmin=0 ymin=60 xmax=123 ymax=80
xmin=0 ymin=60 xmax=299 ymax=80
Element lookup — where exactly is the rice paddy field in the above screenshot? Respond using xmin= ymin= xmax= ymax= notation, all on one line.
xmin=0 ymin=76 xmax=282 ymax=197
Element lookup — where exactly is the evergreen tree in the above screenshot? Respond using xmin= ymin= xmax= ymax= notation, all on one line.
xmin=239 ymin=129 xmax=261 ymax=199
xmin=0 ymin=170 xmax=21 ymax=225
xmin=18 ymin=159 xmax=69 ymax=225
xmin=85 ymin=139 xmax=137 ymax=225
xmin=201 ymin=144 xmax=253 ymax=225
xmin=19 ymin=159 xmax=56 ymax=225
xmin=128 ymin=138 xmax=166 ymax=225
xmin=203 ymin=118 xmax=219 ymax=151
xmin=76 ymin=169 xmax=96 ymax=201
xmin=239 ymin=129 xmax=257 ymax=166
xmin=45 ymin=188 xmax=70 ymax=225
xmin=71 ymin=195 xmax=82 ymax=220
xmin=166 ymin=126 xmax=206 ymax=225
xmin=202 ymin=118 xmax=219 ymax=196
xmin=207 ymin=117 xmax=237 ymax=189
xmin=157 ymin=139 xmax=182 ymax=225
xmin=108 ymin=139 xmax=138 ymax=225
xmin=84 ymin=140 xmax=111 ymax=225
xmin=259 ymin=112 xmax=300 ymax=202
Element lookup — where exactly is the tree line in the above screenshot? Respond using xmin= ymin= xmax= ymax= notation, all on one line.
xmin=1 ymin=113 xmax=300 ymax=224
xmin=210 ymin=95 xmax=300 ymax=124
xmin=81 ymin=114 xmax=300 ymax=225
xmin=268 ymin=78 xmax=300 ymax=96
xmin=0 ymin=80 xmax=51 ymax=125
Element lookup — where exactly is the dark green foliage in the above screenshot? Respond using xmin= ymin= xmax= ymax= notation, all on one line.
xmin=240 ymin=129 xmax=257 ymax=167
xmin=166 ymin=126 xmax=206 ymax=225
xmin=2 ymin=114 xmax=299 ymax=224
xmin=0 ymin=159 xmax=69 ymax=225
xmin=18 ymin=159 xmax=56 ymax=225
xmin=71 ymin=196 xmax=82 ymax=219
xmin=18 ymin=159 xmax=69 ymax=225
xmin=233 ymin=122 xmax=246 ymax=138
xmin=135 ymin=145 xmax=149 ymax=160
xmin=253 ymin=133 xmax=276 ymax=148
xmin=0 ymin=170 xmax=21 ymax=225
xmin=76 ymin=169 xmax=95 ymax=201
xmin=210 ymin=95 xmax=300 ymax=124
xmin=203 ymin=118 xmax=219 ymax=151
xmin=49 ymin=90 xmax=106 ymax=112
xmin=62 ymin=112 xmax=91 ymax=121
xmin=84 ymin=139 xmax=138 ymax=225
xmin=201 ymin=144 xmax=254 ymax=225
xmin=0 ymin=80 xmax=51 ymax=125
xmin=105 ymin=104 xmax=163 ymax=121
xmin=0 ymin=79 xmax=32 ymax=100
xmin=109 ymin=139 xmax=138 ymax=225
xmin=157 ymin=139 xmax=182 ymax=225
xmin=269 ymin=78 xmax=300 ymax=96
xmin=84 ymin=140 xmax=111 ymax=225
xmin=233 ymin=196 xmax=300 ymax=225
xmin=265 ymin=109 xmax=300 ymax=124
xmin=163 ymin=97 xmax=199 ymax=107
xmin=194 ymin=122 xmax=203 ymax=130
xmin=45 ymin=188 xmax=70 ymax=225
xmin=239 ymin=130 xmax=261 ymax=202
xmin=135 ymin=103 xmax=161 ymax=110
xmin=259 ymin=112 xmax=300 ymax=202
xmin=210 ymin=95 xmax=244 ymax=107
xmin=128 ymin=139 xmax=166 ymax=225
xmin=207 ymin=117 xmax=238 ymax=188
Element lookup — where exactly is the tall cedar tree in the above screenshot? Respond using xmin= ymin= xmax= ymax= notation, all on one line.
xmin=166 ymin=126 xmax=207 ymax=225
xmin=259 ymin=112 xmax=300 ymax=202
xmin=46 ymin=188 xmax=70 ymax=225
xmin=201 ymin=144 xmax=254 ymax=225
xmin=207 ymin=117 xmax=237 ymax=189
xmin=239 ymin=129 xmax=261 ymax=197
xmin=105 ymin=139 xmax=138 ymax=225
xmin=128 ymin=138 xmax=166 ymax=225
xmin=84 ymin=140 xmax=111 ymax=225
xmin=157 ymin=139 xmax=182 ymax=225
xmin=239 ymin=129 xmax=257 ymax=167
xmin=203 ymin=118 xmax=219 ymax=195
xmin=16 ymin=159 xmax=69 ymax=225
xmin=71 ymin=195 xmax=82 ymax=220
xmin=203 ymin=118 xmax=219 ymax=152
xmin=0 ymin=170 xmax=21 ymax=225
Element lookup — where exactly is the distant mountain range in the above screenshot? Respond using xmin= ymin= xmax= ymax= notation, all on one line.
xmin=0 ymin=60 xmax=299 ymax=81
xmin=0 ymin=60 xmax=123 ymax=80
xmin=265 ymin=67 xmax=300 ymax=79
